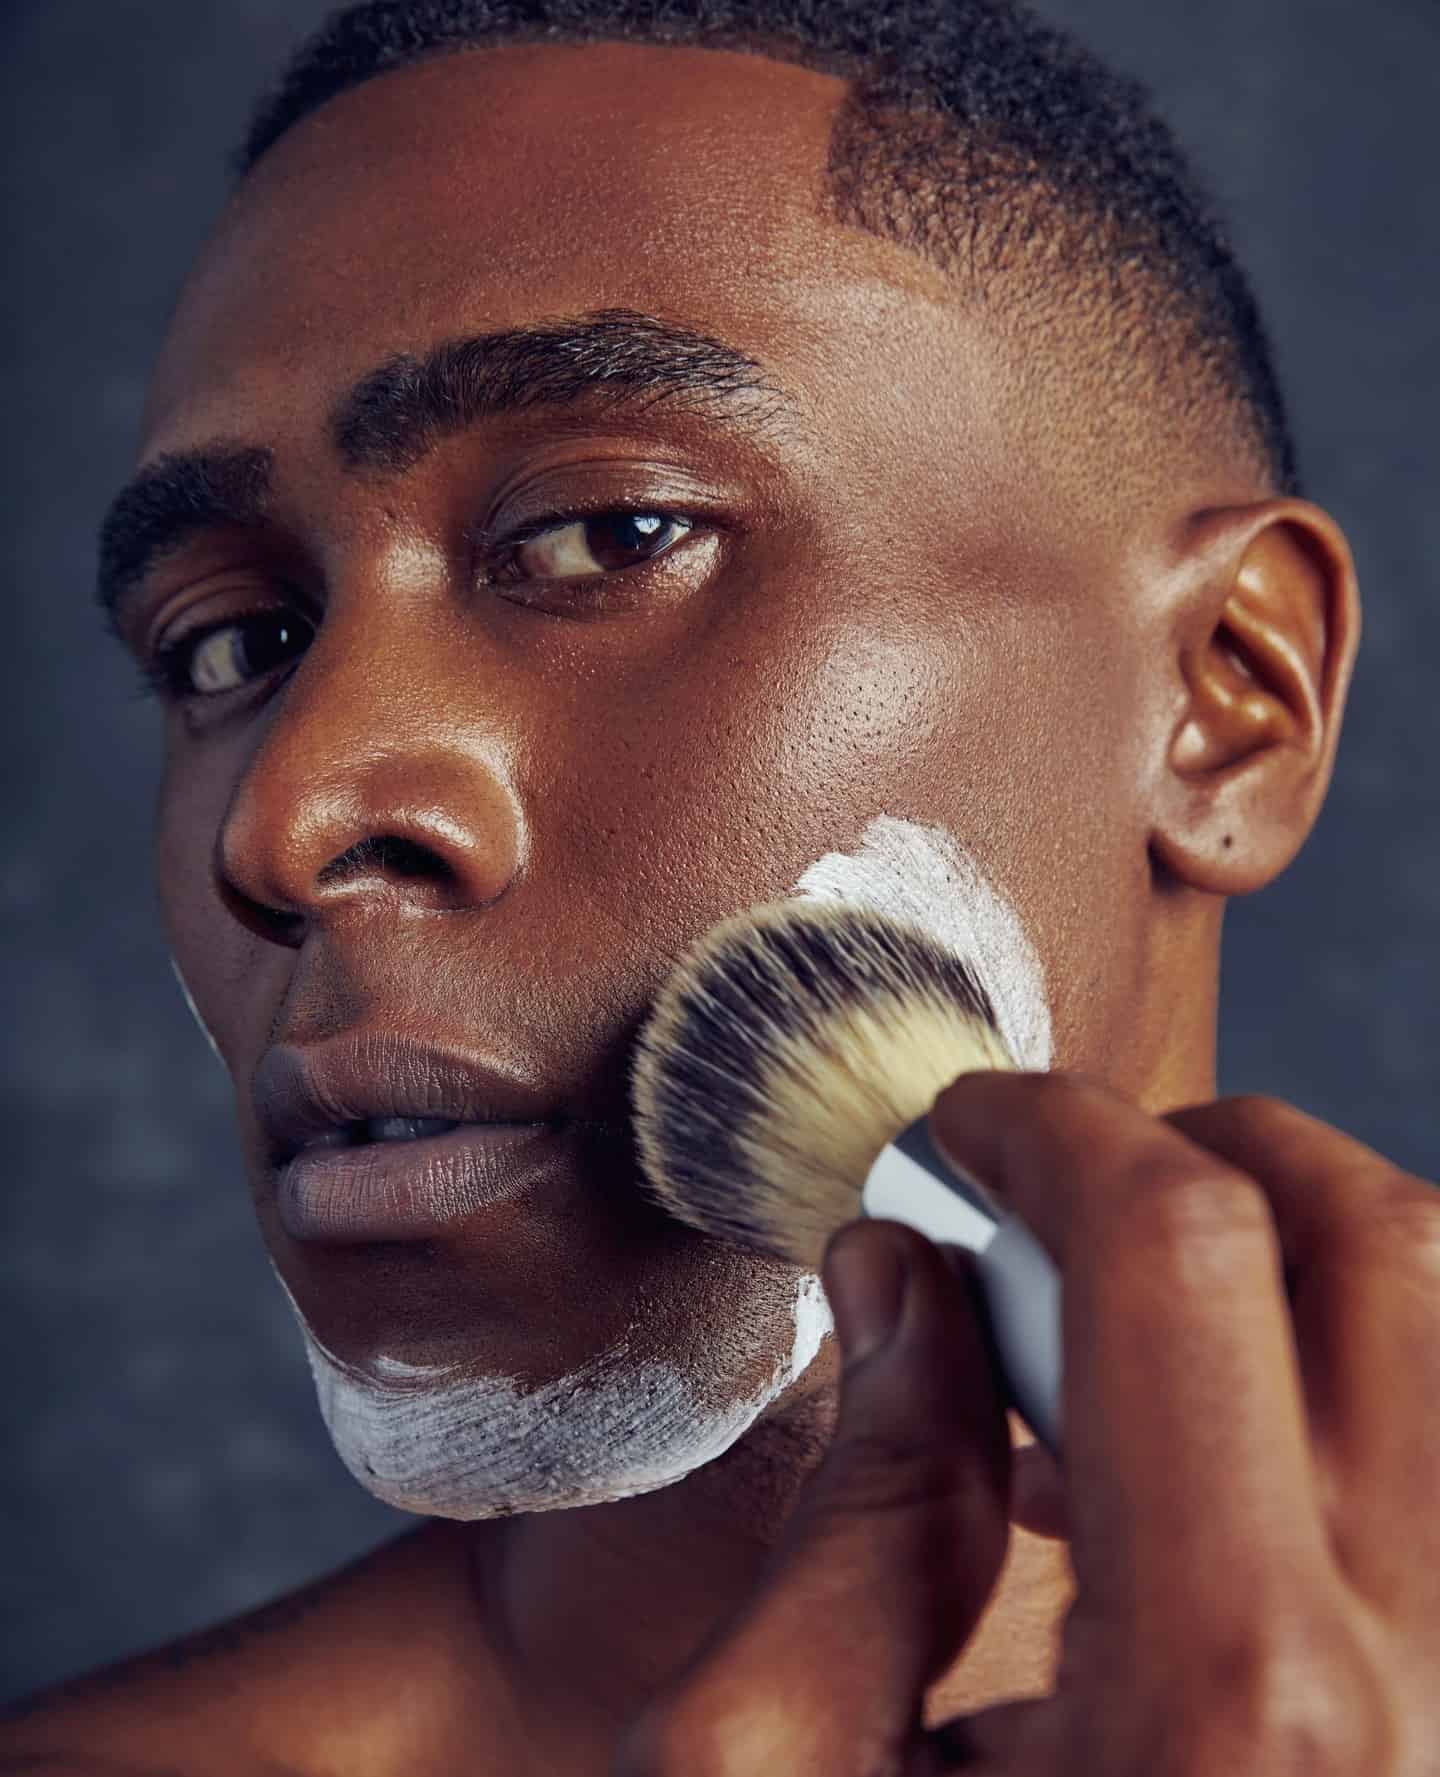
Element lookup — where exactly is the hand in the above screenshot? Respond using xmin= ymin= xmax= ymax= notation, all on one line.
xmin=612 ymin=1073 xmax=1440 ymax=1774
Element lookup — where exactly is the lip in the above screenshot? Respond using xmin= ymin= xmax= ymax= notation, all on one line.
xmin=276 ymin=1117 xmax=563 ymax=1242
xmin=253 ymin=1031 xmax=564 ymax=1166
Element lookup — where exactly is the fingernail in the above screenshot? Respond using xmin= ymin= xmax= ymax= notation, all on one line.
xmin=825 ymin=1226 xmax=907 ymax=1367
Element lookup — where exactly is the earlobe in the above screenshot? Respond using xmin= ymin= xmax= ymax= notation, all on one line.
xmin=1148 ymin=499 xmax=1361 ymax=898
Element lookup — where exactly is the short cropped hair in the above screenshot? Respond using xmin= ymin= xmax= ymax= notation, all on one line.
xmin=232 ymin=0 xmax=1300 ymax=498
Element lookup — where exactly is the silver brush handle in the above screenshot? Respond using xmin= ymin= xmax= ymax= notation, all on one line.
xmin=860 ymin=1116 xmax=1063 ymax=1459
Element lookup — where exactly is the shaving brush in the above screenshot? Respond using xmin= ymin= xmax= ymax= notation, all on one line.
xmin=630 ymin=897 xmax=1063 ymax=1457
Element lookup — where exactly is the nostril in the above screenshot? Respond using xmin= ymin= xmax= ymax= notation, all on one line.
xmin=317 ymin=834 xmax=443 ymax=886
xmin=215 ymin=871 xmax=306 ymax=947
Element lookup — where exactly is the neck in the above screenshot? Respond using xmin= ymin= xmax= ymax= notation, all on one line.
xmin=451 ymin=1364 xmax=1080 ymax=1767
xmin=463 ymin=1363 xmax=843 ymax=1759
xmin=1107 ymin=897 xmax=1223 ymax=1117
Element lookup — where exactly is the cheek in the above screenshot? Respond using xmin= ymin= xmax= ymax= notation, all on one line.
xmin=154 ymin=740 xmax=256 ymax=1055
xmin=156 ymin=748 xmax=223 ymax=938
xmin=769 ymin=618 xmax=951 ymax=805
xmin=550 ymin=611 xmax=956 ymax=919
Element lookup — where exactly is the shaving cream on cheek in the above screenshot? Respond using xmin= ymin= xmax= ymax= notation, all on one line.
xmin=790 ymin=814 xmax=1053 ymax=1072
xmin=267 ymin=1259 xmax=831 ymax=1517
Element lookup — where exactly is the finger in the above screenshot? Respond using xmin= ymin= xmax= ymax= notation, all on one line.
xmin=927 ymin=1071 xmax=1334 ymax=1644
xmin=637 ymin=1221 xmax=1014 ymax=1773
xmin=1164 ymin=1095 xmax=1440 ymax=1630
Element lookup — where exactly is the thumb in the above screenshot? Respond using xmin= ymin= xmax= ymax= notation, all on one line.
xmin=813 ymin=1221 xmax=1015 ymax=1699
xmin=664 ymin=1221 xmax=1014 ymax=1770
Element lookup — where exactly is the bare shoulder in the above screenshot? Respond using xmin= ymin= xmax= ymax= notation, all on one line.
xmin=0 ymin=1522 xmax=490 ymax=1777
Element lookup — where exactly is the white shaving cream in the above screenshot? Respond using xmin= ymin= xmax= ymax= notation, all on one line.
xmin=170 ymin=954 xmax=226 ymax=1068
xmin=791 ymin=814 xmax=1053 ymax=1072
xmin=173 ymin=815 xmax=1048 ymax=1517
xmin=267 ymin=1261 xmax=831 ymax=1517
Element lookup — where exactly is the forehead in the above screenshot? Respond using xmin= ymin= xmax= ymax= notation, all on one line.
xmin=140 ymin=40 xmax=977 ymax=455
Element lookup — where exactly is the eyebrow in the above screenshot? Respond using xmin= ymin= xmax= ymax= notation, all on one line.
xmin=95 ymin=308 xmax=799 ymax=640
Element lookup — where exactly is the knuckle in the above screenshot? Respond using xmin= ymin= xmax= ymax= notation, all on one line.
xmin=1217 ymin=1091 xmax=1306 ymax=1127
xmin=1162 ymin=1618 xmax=1395 ymax=1776
xmin=1308 ymin=1165 xmax=1440 ymax=1285
xmin=1366 ymin=1173 xmax=1440 ymax=1269
xmin=1120 ymin=1153 xmax=1273 ymax=1254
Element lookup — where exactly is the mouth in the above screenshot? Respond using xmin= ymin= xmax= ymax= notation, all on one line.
xmin=275 ymin=1117 xmax=563 ymax=1244
xmin=253 ymin=1032 xmax=574 ymax=1244
xmin=303 ymin=1114 xmax=473 ymax=1149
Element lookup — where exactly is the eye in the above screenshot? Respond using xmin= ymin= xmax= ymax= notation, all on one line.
xmin=139 ymin=609 xmax=313 ymax=702
xmin=491 ymin=510 xmax=692 ymax=585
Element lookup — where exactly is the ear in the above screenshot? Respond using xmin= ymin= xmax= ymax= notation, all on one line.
xmin=1148 ymin=498 xmax=1362 ymax=897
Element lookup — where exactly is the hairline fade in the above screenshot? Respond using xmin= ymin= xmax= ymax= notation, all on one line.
xmin=229 ymin=0 xmax=1300 ymax=503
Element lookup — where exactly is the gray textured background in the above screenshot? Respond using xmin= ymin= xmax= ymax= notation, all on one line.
xmin=3 ymin=0 xmax=1437 ymax=1710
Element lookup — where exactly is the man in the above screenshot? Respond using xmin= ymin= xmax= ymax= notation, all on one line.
xmin=4 ymin=1 xmax=1435 ymax=1771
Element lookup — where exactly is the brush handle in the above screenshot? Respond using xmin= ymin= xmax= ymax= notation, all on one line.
xmin=860 ymin=1117 xmax=1064 ymax=1459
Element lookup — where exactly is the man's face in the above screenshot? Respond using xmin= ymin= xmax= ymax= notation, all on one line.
xmin=115 ymin=42 xmax=1156 ymax=1512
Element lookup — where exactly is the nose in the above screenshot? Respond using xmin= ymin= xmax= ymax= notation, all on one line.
xmin=214 ymin=585 xmax=525 ymax=943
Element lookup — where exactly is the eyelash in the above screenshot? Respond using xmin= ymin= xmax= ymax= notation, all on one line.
xmin=130 ymin=506 xmax=698 ymax=704
xmin=130 ymin=608 xmax=302 ymax=705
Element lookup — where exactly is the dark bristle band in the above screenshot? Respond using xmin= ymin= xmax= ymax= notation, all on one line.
xmin=631 ymin=898 xmax=1006 ymax=1253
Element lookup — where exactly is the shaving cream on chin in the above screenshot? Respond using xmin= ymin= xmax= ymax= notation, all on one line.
xmin=264 ymin=816 xmax=1048 ymax=1518
xmin=266 ymin=1259 xmax=832 ymax=1518
xmin=175 ymin=952 xmax=837 ymax=1518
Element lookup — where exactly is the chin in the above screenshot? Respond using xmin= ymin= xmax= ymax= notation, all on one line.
xmin=272 ymin=1258 xmax=834 ymax=1518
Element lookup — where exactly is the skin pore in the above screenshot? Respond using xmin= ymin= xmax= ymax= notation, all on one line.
xmin=59 ymin=37 xmax=1360 ymax=1777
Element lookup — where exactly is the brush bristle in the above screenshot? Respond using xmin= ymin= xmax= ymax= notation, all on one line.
xmin=630 ymin=898 xmax=1016 ymax=1270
